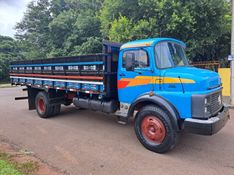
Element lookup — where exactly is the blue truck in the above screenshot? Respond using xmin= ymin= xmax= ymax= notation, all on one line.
xmin=10 ymin=38 xmax=230 ymax=153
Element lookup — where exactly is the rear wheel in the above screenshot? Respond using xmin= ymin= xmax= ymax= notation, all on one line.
xmin=64 ymin=100 xmax=72 ymax=106
xmin=35 ymin=92 xmax=54 ymax=118
xmin=134 ymin=105 xmax=178 ymax=153
xmin=52 ymin=104 xmax=61 ymax=115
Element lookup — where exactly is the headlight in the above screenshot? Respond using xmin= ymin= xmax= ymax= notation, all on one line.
xmin=205 ymin=106 xmax=208 ymax=113
xmin=218 ymin=95 xmax=221 ymax=105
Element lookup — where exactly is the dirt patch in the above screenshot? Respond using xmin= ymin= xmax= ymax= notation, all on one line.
xmin=0 ymin=137 xmax=65 ymax=175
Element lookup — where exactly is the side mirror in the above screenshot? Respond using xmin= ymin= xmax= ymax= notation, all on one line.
xmin=125 ymin=53 xmax=135 ymax=71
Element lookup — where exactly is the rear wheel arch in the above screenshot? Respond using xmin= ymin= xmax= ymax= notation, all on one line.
xmin=128 ymin=94 xmax=181 ymax=131
xmin=27 ymin=86 xmax=44 ymax=110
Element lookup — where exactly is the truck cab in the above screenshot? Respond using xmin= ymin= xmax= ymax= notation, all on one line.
xmin=115 ymin=38 xmax=229 ymax=152
xmin=10 ymin=38 xmax=229 ymax=153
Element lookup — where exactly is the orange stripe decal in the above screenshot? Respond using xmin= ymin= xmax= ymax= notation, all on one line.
xmin=118 ymin=80 xmax=130 ymax=89
xmin=118 ymin=76 xmax=195 ymax=89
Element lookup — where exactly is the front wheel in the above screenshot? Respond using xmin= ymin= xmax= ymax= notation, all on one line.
xmin=134 ymin=105 xmax=178 ymax=153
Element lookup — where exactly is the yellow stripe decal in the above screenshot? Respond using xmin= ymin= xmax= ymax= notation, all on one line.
xmin=119 ymin=76 xmax=195 ymax=88
xmin=120 ymin=41 xmax=154 ymax=50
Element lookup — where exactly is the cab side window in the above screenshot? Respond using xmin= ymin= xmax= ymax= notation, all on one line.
xmin=122 ymin=50 xmax=149 ymax=70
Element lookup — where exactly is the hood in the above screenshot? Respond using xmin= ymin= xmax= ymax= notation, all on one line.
xmin=162 ymin=66 xmax=221 ymax=92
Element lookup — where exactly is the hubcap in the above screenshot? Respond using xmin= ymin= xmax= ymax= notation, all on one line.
xmin=141 ymin=116 xmax=166 ymax=144
xmin=38 ymin=98 xmax=45 ymax=113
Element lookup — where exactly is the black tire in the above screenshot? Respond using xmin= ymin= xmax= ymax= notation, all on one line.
xmin=134 ymin=105 xmax=178 ymax=153
xmin=52 ymin=104 xmax=61 ymax=115
xmin=73 ymin=104 xmax=84 ymax=110
xmin=64 ymin=100 xmax=72 ymax=106
xmin=35 ymin=92 xmax=54 ymax=118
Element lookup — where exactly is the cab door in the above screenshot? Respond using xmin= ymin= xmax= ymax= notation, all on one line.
xmin=118 ymin=48 xmax=154 ymax=104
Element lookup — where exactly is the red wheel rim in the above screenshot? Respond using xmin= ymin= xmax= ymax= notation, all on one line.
xmin=38 ymin=98 xmax=45 ymax=113
xmin=141 ymin=116 xmax=166 ymax=144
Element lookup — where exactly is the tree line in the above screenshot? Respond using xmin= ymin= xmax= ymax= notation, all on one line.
xmin=0 ymin=0 xmax=231 ymax=81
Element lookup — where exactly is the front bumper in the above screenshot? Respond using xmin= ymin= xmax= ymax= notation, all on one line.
xmin=184 ymin=107 xmax=230 ymax=135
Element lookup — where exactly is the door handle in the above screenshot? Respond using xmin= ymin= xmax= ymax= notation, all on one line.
xmin=136 ymin=71 xmax=142 ymax=75
xmin=119 ymin=73 xmax=126 ymax=76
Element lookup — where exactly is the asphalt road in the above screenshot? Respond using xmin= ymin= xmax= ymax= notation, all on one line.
xmin=0 ymin=87 xmax=234 ymax=175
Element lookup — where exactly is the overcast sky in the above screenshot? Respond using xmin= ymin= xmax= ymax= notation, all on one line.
xmin=0 ymin=0 xmax=32 ymax=37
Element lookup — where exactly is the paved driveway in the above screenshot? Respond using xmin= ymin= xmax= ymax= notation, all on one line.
xmin=0 ymin=87 xmax=233 ymax=175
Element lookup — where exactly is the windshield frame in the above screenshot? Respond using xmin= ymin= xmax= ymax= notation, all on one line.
xmin=154 ymin=41 xmax=189 ymax=70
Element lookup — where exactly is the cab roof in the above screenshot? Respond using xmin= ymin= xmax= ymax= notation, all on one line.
xmin=120 ymin=38 xmax=186 ymax=50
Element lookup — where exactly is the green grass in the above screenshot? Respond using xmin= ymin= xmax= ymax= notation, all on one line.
xmin=0 ymin=83 xmax=11 ymax=88
xmin=0 ymin=160 xmax=23 ymax=175
xmin=0 ymin=153 xmax=39 ymax=175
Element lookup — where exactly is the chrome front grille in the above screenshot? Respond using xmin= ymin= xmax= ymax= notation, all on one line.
xmin=207 ymin=91 xmax=222 ymax=116
xmin=192 ymin=90 xmax=223 ymax=119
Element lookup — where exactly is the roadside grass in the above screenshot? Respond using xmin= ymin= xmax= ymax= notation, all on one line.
xmin=0 ymin=159 xmax=23 ymax=175
xmin=0 ymin=152 xmax=39 ymax=175
xmin=0 ymin=82 xmax=11 ymax=88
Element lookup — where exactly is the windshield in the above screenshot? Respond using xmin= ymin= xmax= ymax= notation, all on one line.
xmin=155 ymin=42 xmax=189 ymax=69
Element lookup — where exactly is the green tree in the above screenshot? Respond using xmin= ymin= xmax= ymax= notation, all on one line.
xmin=48 ymin=0 xmax=102 ymax=56
xmin=100 ymin=0 xmax=231 ymax=61
xmin=108 ymin=16 xmax=134 ymax=42
xmin=184 ymin=0 xmax=231 ymax=60
xmin=13 ymin=0 xmax=231 ymax=62
xmin=72 ymin=37 xmax=102 ymax=55
xmin=15 ymin=0 xmax=52 ymax=59
xmin=99 ymin=0 xmax=139 ymax=37
xmin=0 ymin=36 xmax=23 ymax=81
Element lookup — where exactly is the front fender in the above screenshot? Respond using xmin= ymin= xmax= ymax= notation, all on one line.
xmin=128 ymin=94 xmax=181 ymax=131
